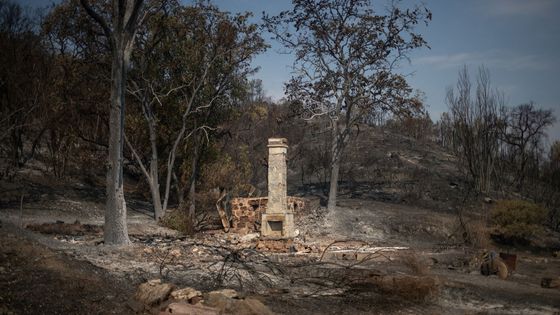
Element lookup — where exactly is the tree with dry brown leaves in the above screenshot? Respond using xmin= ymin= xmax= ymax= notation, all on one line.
xmin=264 ymin=0 xmax=431 ymax=212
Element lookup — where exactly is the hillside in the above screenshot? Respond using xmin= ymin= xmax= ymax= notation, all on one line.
xmin=1 ymin=127 xmax=559 ymax=314
xmin=289 ymin=125 xmax=466 ymax=211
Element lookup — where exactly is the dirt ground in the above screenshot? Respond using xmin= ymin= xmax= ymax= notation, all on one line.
xmin=1 ymin=190 xmax=560 ymax=314
xmin=1 ymin=144 xmax=560 ymax=314
xmin=0 ymin=222 xmax=134 ymax=315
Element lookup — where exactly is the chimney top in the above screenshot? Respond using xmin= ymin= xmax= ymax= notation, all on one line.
xmin=268 ymin=138 xmax=288 ymax=148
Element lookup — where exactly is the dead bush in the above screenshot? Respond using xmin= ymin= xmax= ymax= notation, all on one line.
xmin=491 ymin=199 xmax=548 ymax=244
xmin=453 ymin=205 xmax=491 ymax=249
xmin=374 ymin=275 xmax=441 ymax=302
xmin=193 ymin=191 xmax=222 ymax=230
xmin=463 ymin=219 xmax=491 ymax=249
xmin=160 ymin=209 xmax=189 ymax=234
xmin=159 ymin=199 xmax=220 ymax=234
xmin=27 ymin=220 xmax=102 ymax=236
xmin=401 ymin=251 xmax=430 ymax=276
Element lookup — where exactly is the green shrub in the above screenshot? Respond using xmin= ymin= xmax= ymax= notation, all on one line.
xmin=491 ymin=199 xmax=548 ymax=244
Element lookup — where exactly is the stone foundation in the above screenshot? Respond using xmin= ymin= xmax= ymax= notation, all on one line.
xmin=230 ymin=197 xmax=305 ymax=234
xmin=256 ymin=239 xmax=294 ymax=253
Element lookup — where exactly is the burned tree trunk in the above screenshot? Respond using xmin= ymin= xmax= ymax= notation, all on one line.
xmin=104 ymin=37 xmax=133 ymax=245
xmin=81 ymin=0 xmax=145 ymax=245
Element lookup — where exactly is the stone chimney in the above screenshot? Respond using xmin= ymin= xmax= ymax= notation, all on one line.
xmin=261 ymin=138 xmax=294 ymax=238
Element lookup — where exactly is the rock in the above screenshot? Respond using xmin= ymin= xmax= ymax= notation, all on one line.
xmin=148 ymin=279 xmax=162 ymax=285
xmin=240 ymin=233 xmax=260 ymax=243
xmin=204 ymin=291 xmax=275 ymax=315
xmin=204 ymin=291 xmax=234 ymax=313
xmin=480 ymin=253 xmax=508 ymax=279
xmin=126 ymin=298 xmax=145 ymax=313
xmin=170 ymin=287 xmax=202 ymax=301
xmin=190 ymin=296 xmax=203 ymax=305
xmin=159 ymin=302 xmax=220 ymax=315
xmin=230 ymin=298 xmax=275 ymax=315
xmin=496 ymin=260 xmax=508 ymax=280
xmin=208 ymin=288 xmax=238 ymax=299
xmin=134 ymin=280 xmax=175 ymax=306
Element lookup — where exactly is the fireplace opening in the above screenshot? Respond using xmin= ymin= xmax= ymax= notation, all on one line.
xmin=267 ymin=220 xmax=283 ymax=237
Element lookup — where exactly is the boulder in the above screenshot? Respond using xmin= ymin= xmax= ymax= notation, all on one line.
xmin=204 ymin=291 xmax=235 ymax=312
xmin=159 ymin=302 xmax=220 ymax=315
xmin=134 ymin=279 xmax=175 ymax=306
xmin=190 ymin=296 xmax=203 ymax=305
xmin=204 ymin=289 xmax=238 ymax=313
xmin=207 ymin=288 xmax=238 ymax=299
xmin=496 ymin=260 xmax=508 ymax=280
xmin=230 ymin=298 xmax=275 ymax=315
xmin=170 ymin=287 xmax=203 ymax=302
xmin=480 ymin=252 xmax=508 ymax=279
xmin=203 ymin=289 xmax=274 ymax=315
xmin=126 ymin=298 xmax=145 ymax=313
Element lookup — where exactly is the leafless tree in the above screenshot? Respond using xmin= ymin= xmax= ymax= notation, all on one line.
xmin=446 ymin=66 xmax=504 ymax=192
xmin=499 ymin=102 xmax=555 ymax=190
xmin=435 ymin=112 xmax=454 ymax=149
xmin=264 ymin=0 xmax=431 ymax=212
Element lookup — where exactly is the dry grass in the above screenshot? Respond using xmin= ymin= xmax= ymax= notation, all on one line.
xmin=452 ymin=216 xmax=491 ymax=249
xmin=401 ymin=251 xmax=430 ymax=276
xmin=344 ymin=251 xmax=440 ymax=301
xmin=27 ymin=220 xmax=102 ymax=236
xmin=464 ymin=219 xmax=491 ymax=249
xmin=374 ymin=274 xmax=441 ymax=302
xmin=389 ymin=252 xmax=440 ymax=301
xmin=159 ymin=208 xmax=190 ymax=234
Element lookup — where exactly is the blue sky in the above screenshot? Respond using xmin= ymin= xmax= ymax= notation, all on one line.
xmin=213 ymin=0 xmax=560 ymax=142
xmin=20 ymin=0 xmax=560 ymax=141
